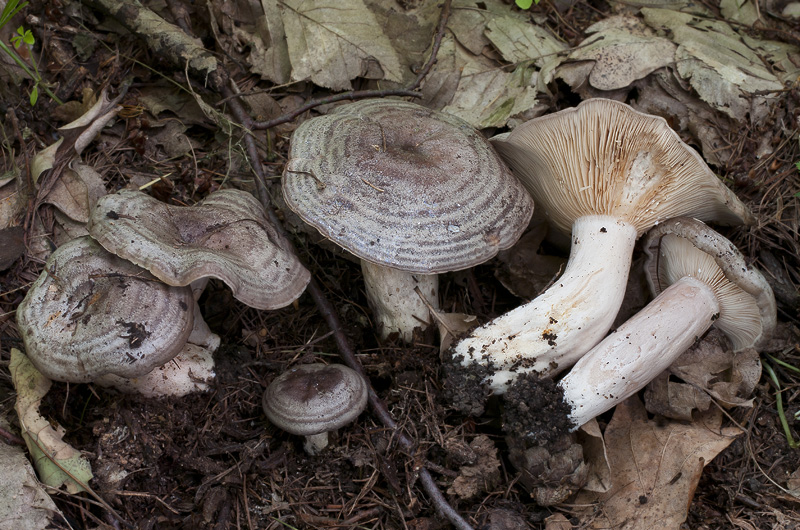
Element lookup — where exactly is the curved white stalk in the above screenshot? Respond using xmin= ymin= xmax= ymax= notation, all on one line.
xmin=361 ymin=260 xmax=439 ymax=342
xmin=453 ymin=215 xmax=637 ymax=393
xmin=560 ymin=276 xmax=719 ymax=429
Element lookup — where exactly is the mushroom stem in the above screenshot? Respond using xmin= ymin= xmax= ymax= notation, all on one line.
xmin=560 ymin=276 xmax=720 ymax=429
xmin=303 ymin=432 xmax=330 ymax=455
xmin=453 ymin=215 xmax=637 ymax=392
xmin=361 ymin=260 xmax=439 ymax=342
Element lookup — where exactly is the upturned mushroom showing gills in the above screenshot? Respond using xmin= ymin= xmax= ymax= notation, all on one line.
xmin=16 ymin=236 xmax=200 ymax=386
xmin=88 ymin=188 xmax=310 ymax=310
xmin=283 ymin=99 xmax=534 ymax=342
xmin=450 ymin=98 xmax=753 ymax=394
xmin=262 ymin=363 xmax=369 ymax=455
xmin=537 ymin=217 xmax=776 ymax=432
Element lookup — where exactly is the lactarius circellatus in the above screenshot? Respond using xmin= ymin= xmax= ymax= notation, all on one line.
xmin=262 ymin=363 xmax=368 ymax=455
xmin=554 ymin=217 xmax=776 ymax=428
xmin=88 ymin=188 xmax=310 ymax=310
xmin=451 ymin=98 xmax=753 ymax=394
xmin=509 ymin=217 xmax=776 ymax=436
xmin=283 ymin=99 xmax=534 ymax=342
xmin=16 ymin=236 xmax=218 ymax=396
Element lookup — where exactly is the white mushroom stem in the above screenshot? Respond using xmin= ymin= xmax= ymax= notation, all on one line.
xmin=453 ymin=215 xmax=637 ymax=392
xmin=361 ymin=260 xmax=439 ymax=342
xmin=560 ymin=276 xmax=720 ymax=429
xmin=303 ymin=432 xmax=330 ymax=455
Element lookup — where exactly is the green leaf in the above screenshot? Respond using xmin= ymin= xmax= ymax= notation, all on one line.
xmin=515 ymin=0 xmax=534 ymax=8
xmin=0 ymin=1 xmax=28 ymax=29
xmin=29 ymin=84 xmax=38 ymax=106
xmin=23 ymin=28 xmax=34 ymax=46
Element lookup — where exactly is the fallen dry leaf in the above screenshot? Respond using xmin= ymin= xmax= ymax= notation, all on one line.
xmin=10 ymin=349 xmax=94 ymax=494
xmin=0 ymin=415 xmax=63 ymax=530
xmin=644 ymin=329 xmax=762 ymax=421
xmin=446 ymin=434 xmax=501 ymax=500
xmin=280 ymin=0 xmax=404 ymax=90
xmin=573 ymin=396 xmax=740 ymax=529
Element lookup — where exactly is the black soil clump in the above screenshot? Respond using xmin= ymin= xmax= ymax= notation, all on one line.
xmin=502 ymin=372 xmax=572 ymax=446
xmin=441 ymin=350 xmax=494 ymax=417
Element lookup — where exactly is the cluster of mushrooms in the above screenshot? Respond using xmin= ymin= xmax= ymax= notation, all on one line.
xmin=16 ymin=97 xmax=777 ymax=481
xmin=17 ymin=189 xmax=310 ymax=397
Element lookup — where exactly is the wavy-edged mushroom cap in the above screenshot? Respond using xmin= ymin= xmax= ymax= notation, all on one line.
xmin=16 ymin=236 xmax=195 ymax=382
xmin=644 ymin=217 xmax=776 ymax=350
xmin=262 ymin=363 xmax=368 ymax=454
xmin=88 ymin=189 xmax=310 ymax=310
xmin=283 ymin=99 xmax=534 ymax=273
xmin=491 ymin=98 xmax=753 ymax=236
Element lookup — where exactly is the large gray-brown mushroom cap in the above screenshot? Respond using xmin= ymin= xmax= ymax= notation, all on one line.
xmin=16 ymin=236 xmax=196 ymax=382
xmin=283 ymin=99 xmax=533 ymax=340
xmin=451 ymin=99 xmax=753 ymax=394
xmin=262 ymin=363 xmax=368 ymax=454
xmin=283 ymin=99 xmax=534 ymax=273
xmin=88 ymin=189 xmax=310 ymax=311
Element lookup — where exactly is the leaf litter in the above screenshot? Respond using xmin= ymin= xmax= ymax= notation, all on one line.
xmin=0 ymin=0 xmax=798 ymax=529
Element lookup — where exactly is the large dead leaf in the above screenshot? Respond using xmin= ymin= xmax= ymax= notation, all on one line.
xmin=432 ymin=35 xmax=539 ymax=128
xmin=280 ymin=0 xmax=404 ymax=90
xmin=0 ymin=416 xmax=62 ymax=530
xmin=573 ymin=397 xmax=740 ymax=529
xmin=233 ymin=0 xmax=292 ymax=84
xmin=641 ymin=7 xmax=791 ymax=124
xmin=554 ymin=15 xmax=675 ymax=91
xmin=10 ymin=349 xmax=94 ymax=494
xmin=0 ymin=168 xmax=26 ymax=230
xmin=484 ymin=14 xmax=566 ymax=68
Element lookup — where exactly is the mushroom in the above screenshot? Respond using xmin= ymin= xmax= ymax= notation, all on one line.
xmin=263 ymin=363 xmax=368 ymax=454
xmin=16 ymin=236 xmax=217 ymax=395
xmin=283 ymin=99 xmax=534 ymax=342
xmin=526 ymin=217 xmax=776 ymax=432
xmin=88 ymin=188 xmax=310 ymax=310
xmin=451 ymin=99 xmax=753 ymax=393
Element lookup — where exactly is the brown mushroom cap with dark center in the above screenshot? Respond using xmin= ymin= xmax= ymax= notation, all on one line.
xmin=283 ymin=99 xmax=533 ymax=273
xmin=262 ymin=363 xmax=368 ymax=454
xmin=16 ymin=236 xmax=196 ymax=382
xmin=283 ymin=99 xmax=534 ymax=340
xmin=88 ymin=189 xmax=310 ymax=311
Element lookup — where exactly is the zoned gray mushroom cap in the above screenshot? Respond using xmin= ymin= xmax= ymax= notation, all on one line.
xmin=283 ymin=99 xmax=534 ymax=274
xmin=16 ymin=236 xmax=195 ymax=382
xmin=262 ymin=363 xmax=368 ymax=436
xmin=491 ymin=98 xmax=753 ymax=236
xmin=88 ymin=189 xmax=310 ymax=310
xmin=644 ymin=217 xmax=777 ymax=351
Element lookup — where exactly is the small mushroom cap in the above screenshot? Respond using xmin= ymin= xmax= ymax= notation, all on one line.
xmin=643 ymin=217 xmax=777 ymax=350
xmin=262 ymin=363 xmax=368 ymax=436
xmin=88 ymin=189 xmax=310 ymax=310
xmin=491 ymin=98 xmax=753 ymax=236
xmin=283 ymin=99 xmax=534 ymax=274
xmin=16 ymin=236 xmax=195 ymax=382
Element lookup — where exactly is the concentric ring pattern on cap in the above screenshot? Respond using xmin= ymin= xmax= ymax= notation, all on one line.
xmin=283 ymin=99 xmax=534 ymax=274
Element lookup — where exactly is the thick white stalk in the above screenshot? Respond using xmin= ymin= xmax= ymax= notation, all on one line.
xmin=361 ymin=260 xmax=439 ymax=342
xmin=453 ymin=215 xmax=637 ymax=393
xmin=561 ymin=276 xmax=720 ymax=429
